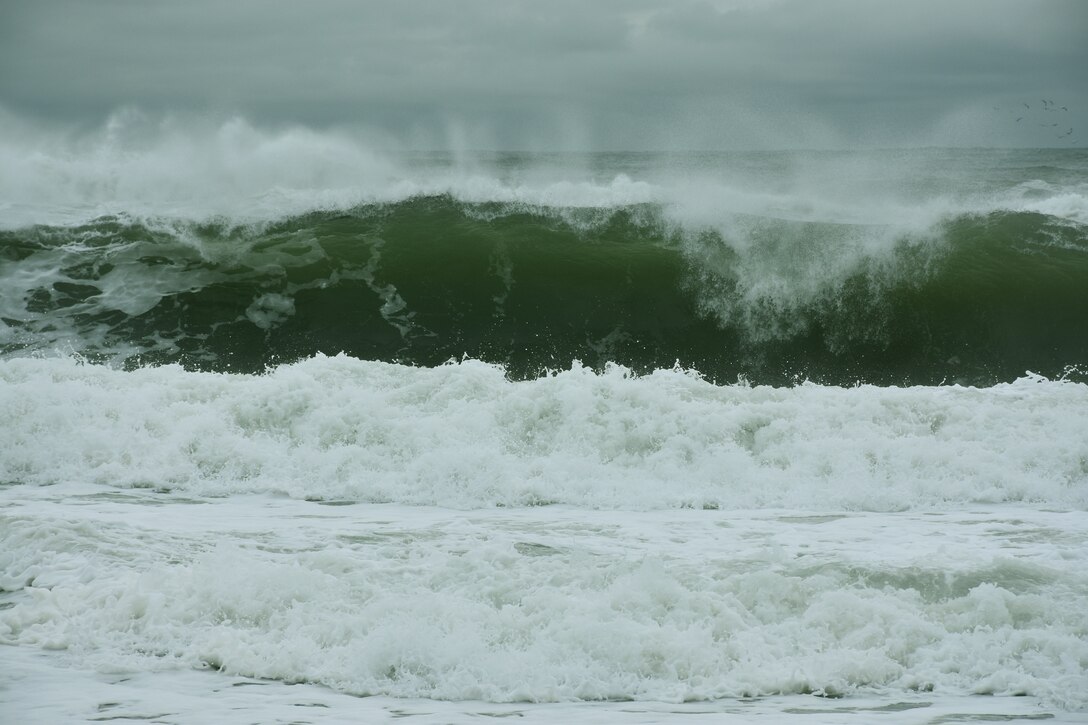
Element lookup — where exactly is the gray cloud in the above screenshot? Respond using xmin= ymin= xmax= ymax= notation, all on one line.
xmin=1 ymin=0 xmax=1085 ymax=149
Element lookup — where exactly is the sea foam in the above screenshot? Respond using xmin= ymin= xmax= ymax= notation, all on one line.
xmin=3 ymin=489 xmax=1087 ymax=706
xmin=2 ymin=355 xmax=1086 ymax=510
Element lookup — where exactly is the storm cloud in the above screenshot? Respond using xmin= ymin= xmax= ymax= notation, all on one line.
xmin=1 ymin=0 xmax=1085 ymax=149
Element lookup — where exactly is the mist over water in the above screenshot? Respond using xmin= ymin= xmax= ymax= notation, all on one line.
xmin=3 ymin=110 xmax=1085 ymax=224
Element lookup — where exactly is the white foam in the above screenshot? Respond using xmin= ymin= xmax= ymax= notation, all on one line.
xmin=2 ymin=356 xmax=1086 ymax=712
xmin=1017 ymin=191 xmax=1088 ymax=225
xmin=245 ymin=293 xmax=295 ymax=330
xmin=6 ymin=648 xmax=1082 ymax=725
xmin=2 ymin=486 xmax=1086 ymax=709
xmin=2 ymin=355 xmax=1086 ymax=510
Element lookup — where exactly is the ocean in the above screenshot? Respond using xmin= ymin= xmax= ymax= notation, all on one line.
xmin=1 ymin=121 xmax=1087 ymax=723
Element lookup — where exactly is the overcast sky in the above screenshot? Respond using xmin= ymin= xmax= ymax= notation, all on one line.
xmin=1 ymin=0 xmax=1085 ymax=150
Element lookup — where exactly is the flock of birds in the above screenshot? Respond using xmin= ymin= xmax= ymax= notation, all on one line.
xmin=995 ymin=99 xmax=1077 ymax=146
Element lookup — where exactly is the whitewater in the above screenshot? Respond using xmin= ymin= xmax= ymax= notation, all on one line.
xmin=2 ymin=114 xmax=1087 ymax=724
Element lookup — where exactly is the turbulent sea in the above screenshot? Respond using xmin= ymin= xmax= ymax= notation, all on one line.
xmin=2 ymin=121 xmax=1087 ymax=723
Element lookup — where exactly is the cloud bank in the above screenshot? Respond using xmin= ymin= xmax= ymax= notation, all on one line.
xmin=1 ymin=0 xmax=1085 ymax=149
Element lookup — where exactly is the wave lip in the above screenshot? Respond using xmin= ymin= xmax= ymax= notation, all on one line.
xmin=3 ymin=112 xmax=1088 ymax=229
xmin=0 ymin=112 xmax=668 ymax=229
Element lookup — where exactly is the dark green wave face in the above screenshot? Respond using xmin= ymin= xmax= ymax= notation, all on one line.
xmin=3 ymin=194 xmax=1087 ymax=386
